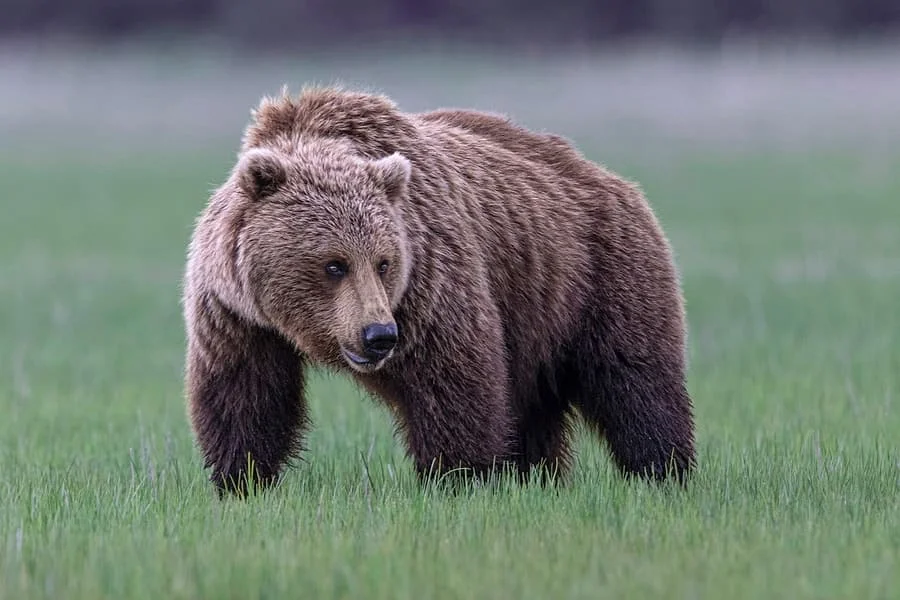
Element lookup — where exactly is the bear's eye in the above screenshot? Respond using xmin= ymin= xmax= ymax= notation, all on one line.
xmin=378 ymin=260 xmax=390 ymax=276
xmin=325 ymin=261 xmax=348 ymax=278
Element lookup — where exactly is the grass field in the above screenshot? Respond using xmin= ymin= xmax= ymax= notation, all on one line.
xmin=1 ymin=47 xmax=899 ymax=599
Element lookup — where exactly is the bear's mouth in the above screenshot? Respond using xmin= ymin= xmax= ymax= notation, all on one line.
xmin=341 ymin=347 xmax=373 ymax=366
xmin=340 ymin=347 xmax=390 ymax=372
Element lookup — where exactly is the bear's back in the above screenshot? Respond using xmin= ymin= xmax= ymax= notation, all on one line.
xmin=415 ymin=109 xmax=599 ymax=185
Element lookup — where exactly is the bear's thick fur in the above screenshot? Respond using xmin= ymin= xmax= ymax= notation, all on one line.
xmin=183 ymin=86 xmax=695 ymax=495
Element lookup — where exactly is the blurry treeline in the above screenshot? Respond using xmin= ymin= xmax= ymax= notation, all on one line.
xmin=2 ymin=0 xmax=898 ymax=48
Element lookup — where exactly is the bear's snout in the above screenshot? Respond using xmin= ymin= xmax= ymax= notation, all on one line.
xmin=361 ymin=322 xmax=398 ymax=361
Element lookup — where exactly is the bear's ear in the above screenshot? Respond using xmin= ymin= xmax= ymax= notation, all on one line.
xmin=236 ymin=148 xmax=288 ymax=200
xmin=369 ymin=152 xmax=411 ymax=202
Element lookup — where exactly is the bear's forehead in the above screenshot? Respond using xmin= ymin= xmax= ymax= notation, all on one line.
xmin=282 ymin=152 xmax=376 ymax=194
xmin=271 ymin=188 xmax=397 ymax=244
xmin=318 ymin=203 xmax=396 ymax=237
xmin=277 ymin=172 xmax=380 ymax=212
xmin=296 ymin=214 xmax=400 ymax=261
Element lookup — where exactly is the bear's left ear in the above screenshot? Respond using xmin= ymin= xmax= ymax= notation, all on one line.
xmin=369 ymin=152 xmax=412 ymax=202
xmin=236 ymin=148 xmax=288 ymax=200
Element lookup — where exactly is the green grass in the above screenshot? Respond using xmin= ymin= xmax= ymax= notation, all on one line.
xmin=1 ymin=142 xmax=898 ymax=600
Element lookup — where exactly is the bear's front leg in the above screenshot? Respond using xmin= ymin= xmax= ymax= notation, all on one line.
xmin=385 ymin=314 xmax=515 ymax=482
xmin=185 ymin=291 xmax=309 ymax=496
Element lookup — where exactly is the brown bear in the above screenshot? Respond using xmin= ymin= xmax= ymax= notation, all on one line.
xmin=182 ymin=86 xmax=696 ymax=496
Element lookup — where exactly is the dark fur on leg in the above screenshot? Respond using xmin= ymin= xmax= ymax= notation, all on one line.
xmin=185 ymin=292 xmax=308 ymax=497
xmin=574 ymin=348 xmax=695 ymax=483
xmin=572 ymin=192 xmax=697 ymax=483
xmin=509 ymin=368 xmax=577 ymax=485
xmin=375 ymin=315 xmax=515 ymax=488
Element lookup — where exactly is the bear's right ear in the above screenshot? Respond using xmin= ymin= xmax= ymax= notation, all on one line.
xmin=236 ymin=148 xmax=288 ymax=199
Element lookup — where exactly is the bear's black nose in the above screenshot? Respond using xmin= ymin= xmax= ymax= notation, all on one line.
xmin=361 ymin=322 xmax=398 ymax=361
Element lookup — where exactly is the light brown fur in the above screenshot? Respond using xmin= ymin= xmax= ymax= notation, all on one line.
xmin=183 ymin=86 xmax=695 ymax=495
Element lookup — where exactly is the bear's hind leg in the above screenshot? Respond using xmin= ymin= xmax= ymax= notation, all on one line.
xmin=574 ymin=353 xmax=695 ymax=482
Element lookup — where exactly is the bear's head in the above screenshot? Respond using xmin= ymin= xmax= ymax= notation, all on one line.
xmin=216 ymin=140 xmax=413 ymax=374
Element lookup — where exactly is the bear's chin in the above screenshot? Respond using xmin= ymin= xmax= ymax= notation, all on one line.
xmin=340 ymin=347 xmax=391 ymax=374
